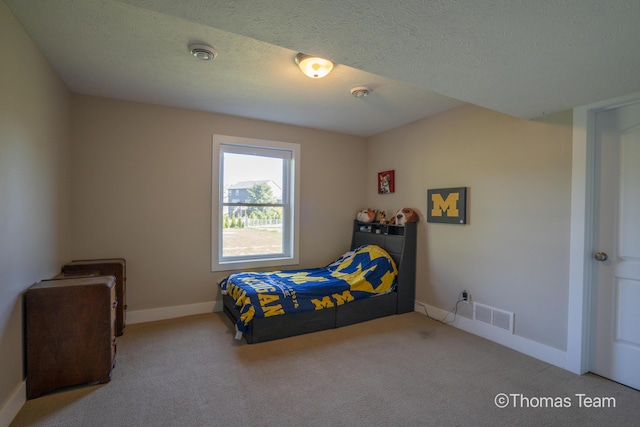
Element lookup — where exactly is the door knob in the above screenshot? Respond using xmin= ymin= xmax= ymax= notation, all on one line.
xmin=594 ymin=252 xmax=608 ymax=262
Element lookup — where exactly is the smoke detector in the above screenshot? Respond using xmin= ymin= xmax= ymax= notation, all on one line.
xmin=350 ymin=86 xmax=370 ymax=98
xmin=189 ymin=43 xmax=217 ymax=61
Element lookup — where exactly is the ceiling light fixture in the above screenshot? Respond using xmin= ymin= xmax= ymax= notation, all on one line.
xmin=350 ymin=86 xmax=370 ymax=98
xmin=189 ymin=43 xmax=217 ymax=61
xmin=295 ymin=53 xmax=334 ymax=78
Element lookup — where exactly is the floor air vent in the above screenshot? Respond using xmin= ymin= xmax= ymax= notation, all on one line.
xmin=473 ymin=302 xmax=514 ymax=334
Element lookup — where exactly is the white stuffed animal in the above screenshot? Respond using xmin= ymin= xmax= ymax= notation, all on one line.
xmin=356 ymin=209 xmax=376 ymax=223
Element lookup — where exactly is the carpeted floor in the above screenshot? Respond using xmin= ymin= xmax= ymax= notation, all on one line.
xmin=10 ymin=312 xmax=640 ymax=426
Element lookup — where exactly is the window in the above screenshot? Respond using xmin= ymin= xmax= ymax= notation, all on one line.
xmin=212 ymin=134 xmax=300 ymax=271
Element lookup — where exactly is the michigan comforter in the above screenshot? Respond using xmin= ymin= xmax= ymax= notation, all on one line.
xmin=219 ymin=245 xmax=398 ymax=338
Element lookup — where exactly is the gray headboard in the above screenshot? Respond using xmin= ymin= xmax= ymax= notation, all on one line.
xmin=351 ymin=220 xmax=417 ymax=313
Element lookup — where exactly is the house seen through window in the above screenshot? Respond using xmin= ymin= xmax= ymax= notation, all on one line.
xmin=212 ymin=135 xmax=300 ymax=271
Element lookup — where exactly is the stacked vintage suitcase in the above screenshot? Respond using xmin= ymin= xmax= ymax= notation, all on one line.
xmin=24 ymin=258 xmax=126 ymax=399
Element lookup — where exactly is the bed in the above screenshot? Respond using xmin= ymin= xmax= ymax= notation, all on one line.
xmin=220 ymin=220 xmax=417 ymax=343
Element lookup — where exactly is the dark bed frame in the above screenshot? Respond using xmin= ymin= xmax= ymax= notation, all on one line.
xmin=222 ymin=220 xmax=417 ymax=343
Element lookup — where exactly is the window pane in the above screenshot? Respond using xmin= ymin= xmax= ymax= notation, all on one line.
xmin=221 ymin=152 xmax=284 ymax=257
xmin=222 ymin=152 xmax=284 ymax=197
xmin=222 ymin=206 xmax=283 ymax=257
xmin=213 ymin=134 xmax=299 ymax=272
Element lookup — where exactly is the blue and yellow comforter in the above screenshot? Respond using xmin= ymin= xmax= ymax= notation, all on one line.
xmin=219 ymin=245 xmax=397 ymax=337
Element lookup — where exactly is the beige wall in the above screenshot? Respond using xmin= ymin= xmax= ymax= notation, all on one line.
xmin=0 ymin=1 xmax=71 ymax=414
xmin=69 ymin=95 xmax=366 ymax=312
xmin=366 ymin=105 xmax=573 ymax=350
xmin=0 ymin=1 xmax=575 ymax=415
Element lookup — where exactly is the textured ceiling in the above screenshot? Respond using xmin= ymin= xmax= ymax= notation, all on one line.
xmin=6 ymin=0 xmax=640 ymax=136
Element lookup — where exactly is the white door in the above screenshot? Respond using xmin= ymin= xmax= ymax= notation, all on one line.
xmin=590 ymin=101 xmax=640 ymax=390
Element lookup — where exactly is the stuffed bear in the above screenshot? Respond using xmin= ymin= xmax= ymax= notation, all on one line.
xmin=389 ymin=208 xmax=419 ymax=225
xmin=356 ymin=209 xmax=376 ymax=223
xmin=376 ymin=210 xmax=387 ymax=224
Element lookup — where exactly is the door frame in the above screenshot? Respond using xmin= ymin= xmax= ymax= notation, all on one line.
xmin=567 ymin=91 xmax=640 ymax=374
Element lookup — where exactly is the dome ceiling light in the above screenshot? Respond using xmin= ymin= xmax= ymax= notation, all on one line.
xmin=189 ymin=43 xmax=217 ymax=61
xmin=295 ymin=53 xmax=334 ymax=78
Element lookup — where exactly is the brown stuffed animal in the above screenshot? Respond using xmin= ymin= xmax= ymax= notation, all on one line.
xmin=375 ymin=210 xmax=387 ymax=224
xmin=389 ymin=208 xmax=419 ymax=225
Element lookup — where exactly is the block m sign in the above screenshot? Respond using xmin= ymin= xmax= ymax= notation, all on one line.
xmin=427 ymin=187 xmax=467 ymax=224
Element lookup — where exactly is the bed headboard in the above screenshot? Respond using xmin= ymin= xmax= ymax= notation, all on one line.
xmin=351 ymin=220 xmax=417 ymax=313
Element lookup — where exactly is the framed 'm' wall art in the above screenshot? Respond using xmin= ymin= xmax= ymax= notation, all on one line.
xmin=378 ymin=170 xmax=395 ymax=194
xmin=427 ymin=187 xmax=467 ymax=224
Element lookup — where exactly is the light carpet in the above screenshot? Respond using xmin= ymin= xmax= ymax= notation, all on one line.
xmin=10 ymin=312 xmax=640 ymax=426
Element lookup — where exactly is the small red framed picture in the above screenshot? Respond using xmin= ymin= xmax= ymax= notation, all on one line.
xmin=378 ymin=170 xmax=395 ymax=194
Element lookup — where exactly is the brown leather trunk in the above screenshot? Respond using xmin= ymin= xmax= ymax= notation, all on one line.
xmin=25 ymin=276 xmax=117 ymax=399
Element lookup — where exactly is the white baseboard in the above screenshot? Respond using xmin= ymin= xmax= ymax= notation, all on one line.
xmin=414 ymin=300 xmax=569 ymax=371
xmin=126 ymin=300 xmax=223 ymax=325
xmin=0 ymin=381 xmax=25 ymax=427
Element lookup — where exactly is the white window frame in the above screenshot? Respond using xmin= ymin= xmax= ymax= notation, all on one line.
xmin=211 ymin=134 xmax=300 ymax=272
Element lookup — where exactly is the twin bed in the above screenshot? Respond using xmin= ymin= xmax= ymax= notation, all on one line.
xmin=220 ymin=220 xmax=417 ymax=343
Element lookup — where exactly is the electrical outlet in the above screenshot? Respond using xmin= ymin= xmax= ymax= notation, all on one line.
xmin=462 ymin=290 xmax=469 ymax=303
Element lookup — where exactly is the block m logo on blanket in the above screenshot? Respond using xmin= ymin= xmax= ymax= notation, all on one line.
xmin=311 ymin=291 xmax=355 ymax=309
